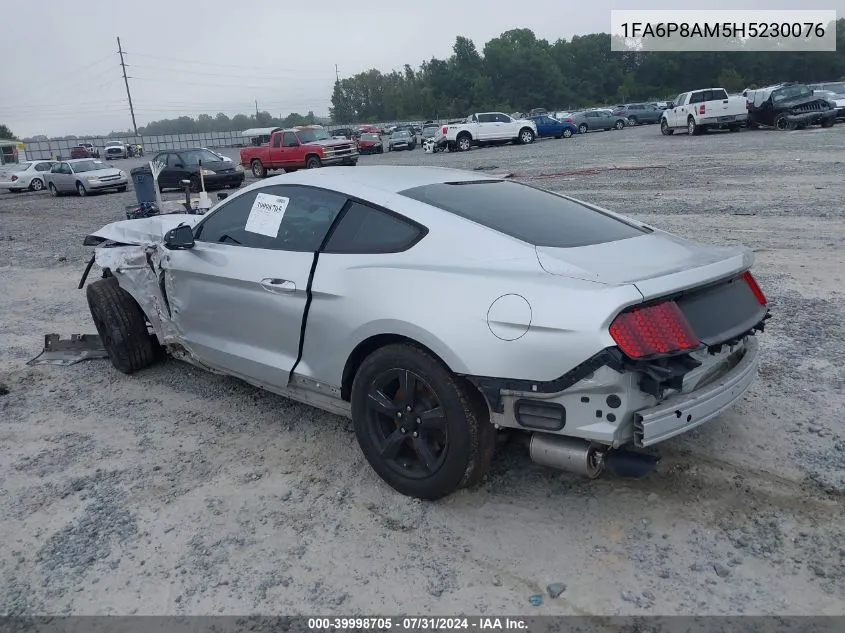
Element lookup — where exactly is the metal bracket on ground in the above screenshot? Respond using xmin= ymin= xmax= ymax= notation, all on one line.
xmin=27 ymin=334 xmax=109 ymax=366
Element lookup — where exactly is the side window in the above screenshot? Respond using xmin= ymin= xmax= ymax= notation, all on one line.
xmin=62 ymin=163 xmax=72 ymax=173
xmin=689 ymin=92 xmax=704 ymax=104
xmin=323 ymin=202 xmax=424 ymax=254
xmin=712 ymin=89 xmax=728 ymax=101
xmin=272 ymin=134 xmax=282 ymax=148
xmin=167 ymin=153 xmax=182 ymax=167
xmin=194 ymin=185 xmax=348 ymax=252
xmin=494 ymin=113 xmax=511 ymax=123
xmin=35 ymin=162 xmax=52 ymax=171
xmin=477 ymin=113 xmax=495 ymax=123
xmin=283 ymin=132 xmax=298 ymax=146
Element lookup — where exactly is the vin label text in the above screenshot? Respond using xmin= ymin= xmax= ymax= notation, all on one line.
xmin=610 ymin=10 xmax=837 ymax=52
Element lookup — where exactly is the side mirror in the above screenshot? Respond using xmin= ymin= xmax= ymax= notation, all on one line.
xmin=163 ymin=224 xmax=195 ymax=250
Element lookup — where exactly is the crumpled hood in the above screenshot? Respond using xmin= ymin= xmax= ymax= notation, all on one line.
xmin=86 ymin=214 xmax=202 ymax=245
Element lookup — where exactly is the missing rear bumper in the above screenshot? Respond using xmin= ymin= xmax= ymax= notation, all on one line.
xmin=633 ymin=336 xmax=760 ymax=447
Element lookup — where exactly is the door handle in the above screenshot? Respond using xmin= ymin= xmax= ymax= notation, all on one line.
xmin=260 ymin=278 xmax=296 ymax=293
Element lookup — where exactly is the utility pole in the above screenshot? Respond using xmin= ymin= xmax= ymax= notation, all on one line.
xmin=117 ymin=37 xmax=138 ymax=136
xmin=255 ymin=100 xmax=259 ymax=117
xmin=335 ymin=64 xmax=340 ymax=82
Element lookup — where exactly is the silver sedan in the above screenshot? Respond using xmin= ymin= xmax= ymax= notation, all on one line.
xmin=45 ymin=158 xmax=128 ymax=196
xmin=79 ymin=166 xmax=770 ymax=499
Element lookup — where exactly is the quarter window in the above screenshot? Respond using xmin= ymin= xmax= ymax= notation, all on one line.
xmin=194 ymin=185 xmax=347 ymax=252
xmin=323 ymin=202 xmax=424 ymax=253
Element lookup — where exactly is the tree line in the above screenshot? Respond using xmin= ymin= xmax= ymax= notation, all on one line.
xmin=329 ymin=21 xmax=845 ymax=122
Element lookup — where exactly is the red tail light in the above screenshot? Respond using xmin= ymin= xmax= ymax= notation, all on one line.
xmin=565 ymin=118 xmax=574 ymax=124
xmin=610 ymin=301 xmax=700 ymax=359
xmin=442 ymin=126 xmax=448 ymax=135
xmin=742 ymin=271 xmax=767 ymax=305
xmin=10 ymin=175 xmax=18 ymax=182
xmin=699 ymin=104 xmax=705 ymax=115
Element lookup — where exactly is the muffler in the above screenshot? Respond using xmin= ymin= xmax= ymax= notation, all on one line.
xmin=529 ymin=434 xmax=605 ymax=478
xmin=528 ymin=434 xmax=660 ymax=479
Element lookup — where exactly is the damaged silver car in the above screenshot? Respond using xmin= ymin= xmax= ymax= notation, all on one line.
xmin=79 ymin=166 xmax=770 ymax=499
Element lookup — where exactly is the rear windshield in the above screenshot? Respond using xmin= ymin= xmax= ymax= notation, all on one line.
xmin=400 ymin=180 xmax=649 ymax=248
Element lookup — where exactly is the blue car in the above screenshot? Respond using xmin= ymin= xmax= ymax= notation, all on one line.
xmin=528 ymin=114 xmax=578 ymax=139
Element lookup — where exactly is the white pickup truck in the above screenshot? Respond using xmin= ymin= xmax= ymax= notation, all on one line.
xmin=435 ymin=112 xmax=538 ymax=151
xmin=660 ymin=88 xmax=747 ymax=136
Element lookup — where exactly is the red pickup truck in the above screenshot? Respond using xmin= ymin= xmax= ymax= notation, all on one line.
xmin=240 ymin=126 xmax=358 ymax=178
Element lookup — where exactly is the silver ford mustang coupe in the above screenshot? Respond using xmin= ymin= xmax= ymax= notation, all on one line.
xmin=80 ymin=166 xmax=769 ymax=499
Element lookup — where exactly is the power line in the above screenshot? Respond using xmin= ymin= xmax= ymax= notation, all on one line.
xmin=117 ymin=36 xmax=138 ymax=136
xmin=1 ymin=53 xmax=116 ymax=101
xmin=130 ymin=75 xmax=332 ymax=92
xmin=126 ymin=63 xmax=331 ymax=83
xmin=125 ymin=51 xmax=307 ymax=74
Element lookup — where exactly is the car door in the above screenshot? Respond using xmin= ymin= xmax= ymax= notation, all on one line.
xmin=164 ymin=152 xmax=190 ymax=189
xmin=493 ymin=113 xmax=515 ymax=139
xmin=668 ymin=93 xmax=688 ymax=127
xmin=161 ymin=184 xmax=348 ymax=388
xmin=707 ymin=88 xmax=730 ymax=117
xmin=279 ymin=131 xmax=300 ymax=168
xmin=475 ymin=113 xmax=497 ymax=141
xmin=303 ymin=200 xmax=429 ymax=386
xmin=55 ymin=162 xmax=73 ymax=191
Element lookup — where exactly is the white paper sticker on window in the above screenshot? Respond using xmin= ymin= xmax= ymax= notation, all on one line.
xmin=244 ymin=193 xmax=290 ymax=237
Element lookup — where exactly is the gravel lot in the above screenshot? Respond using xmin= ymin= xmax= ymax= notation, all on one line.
xmin=1 ymin=124 xmax=844 ymax=616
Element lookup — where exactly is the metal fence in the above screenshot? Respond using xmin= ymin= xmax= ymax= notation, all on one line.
xmin=22 ymin=131 xmax=247 ymax=160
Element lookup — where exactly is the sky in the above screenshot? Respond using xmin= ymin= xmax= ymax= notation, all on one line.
xmin=1 ymin=0 xmax=841 ymax=137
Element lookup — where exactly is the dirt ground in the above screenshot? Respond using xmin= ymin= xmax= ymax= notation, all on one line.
xmin=0 ymin=124 xmax=843 ymax=616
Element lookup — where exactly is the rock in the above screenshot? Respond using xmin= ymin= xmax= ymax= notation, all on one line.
xmin=713 ymin=562 xmax=731 ymax=578
xmin=621 ymin=590 xmax=637 ymax=602
xmin=546 ymin=583 xmax=567 ymax=598
xmin=0 ymin=383 xmax=8 ymax=396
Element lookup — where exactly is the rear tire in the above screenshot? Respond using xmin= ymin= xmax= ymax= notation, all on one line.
xmin=86 ymin=277 xmax=158 ymax=375
xmin=29 ymin=178 xmax=44 ymax=192
xmin=562 ymin=128 xmax=573 ymax=138
xmin=687 ymin=117 xmax=699 ymax=135
xmin=49 ymin=182 xmax=60 ymax=197
xmin=578 ymin=123 xmax=588 ymax=134
xmin=456 ymin=133 xmax=472 ymax=152
xmin=519 ymin=128 xmax=535 ymax=144
xmin=251 ymin=160 xmax=267 ymax=178
xmin=351 ymin=343 xmax=495 ymax=499
xmin=614 ymin=119 xmax=625 ymax=130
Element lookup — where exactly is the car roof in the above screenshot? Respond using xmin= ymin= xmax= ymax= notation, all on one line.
xmin=66 ymin=157 xmax=104 ymax=163
xmin=249 ymin=166 xmax=497 ymax=195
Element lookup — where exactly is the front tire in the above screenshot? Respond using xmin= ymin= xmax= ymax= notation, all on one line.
xmin=29 ymin=178 xmax=44 ymax=192
xmin=76 ymin=182 xmax=87 ymax=197
xmin=351 ymin=343 xmax=495 ymax=499
xmin=86 ymin=277 xmax=158 ymax=375
xmin=49 ymin=182 xmax=60 ymax=197
xmin=305 ymin=156 xmax=322 ymax=169
xmin=660 ymin=119 xmax=673 ymax=135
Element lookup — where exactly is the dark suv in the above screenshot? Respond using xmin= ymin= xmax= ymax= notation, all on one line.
xmin=747 ymin=82 xmax=837 ymax=130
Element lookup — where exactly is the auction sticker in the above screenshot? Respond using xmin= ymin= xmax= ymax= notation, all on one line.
xmin=245 ymin=193 xmax=290 ymax=237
